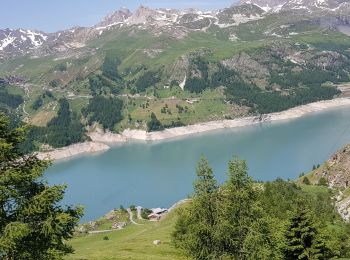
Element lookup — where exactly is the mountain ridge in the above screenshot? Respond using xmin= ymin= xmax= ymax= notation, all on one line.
xmin=240 ymin=0 xmax=350 ymax=13
xmin=2 ymin=0 xmax=349 ymax=60
xmin=0 ymin=4 xmax=262 ymax=60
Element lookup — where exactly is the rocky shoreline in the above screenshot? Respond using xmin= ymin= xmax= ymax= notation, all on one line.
xmin=40 ymin=97 xmax=350 ymax=161
xmin=37 ymin=142 xmax=110 ymax=161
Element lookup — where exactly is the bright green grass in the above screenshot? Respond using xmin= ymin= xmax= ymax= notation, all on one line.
xmin=66 ymin=210 xmax=187 ymax=260
xmin=123 ymin=89 xmax=238 ymax=130
xmin=299 ymin=183 xmax=329 ymax=195
xmin=0 ymin=56 xmax=63 ymax=82
xmin=67 ymin=182 xmax=338 ymax=260
xmin=293 ymin=30 xmax=350 ymax=51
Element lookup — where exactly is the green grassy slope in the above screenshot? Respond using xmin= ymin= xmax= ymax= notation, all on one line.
xmin=66 ymin=209 xmax=187 ymax=260
xmin=2 ymin=11 xmax=350 ymax=143
xmin=67 ymin=182 xmax=342 ymax=260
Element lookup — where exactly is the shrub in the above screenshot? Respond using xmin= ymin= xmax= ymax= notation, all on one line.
xmin=141 ymin=208 xmax=153 ymax=219
xmin=303 ymin=176 xmax=311 ymax=185
xmin=147 ymin=113 xmax=164 ymax=132
xmin=318 ymin=177 xmax=328 ymax=186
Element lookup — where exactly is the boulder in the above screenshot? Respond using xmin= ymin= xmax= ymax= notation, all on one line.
xmin=153 ymin=240 xmax=161 ymax=245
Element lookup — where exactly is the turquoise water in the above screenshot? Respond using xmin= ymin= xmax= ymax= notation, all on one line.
xmin=46 ymin=106 xmax=350 ymax=222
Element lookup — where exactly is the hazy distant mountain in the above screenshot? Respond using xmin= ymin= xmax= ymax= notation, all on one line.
xmin=239 ymin=0 xmax=350 ymax=12
xmin=0 ymin=3 xmax=267 ymax=59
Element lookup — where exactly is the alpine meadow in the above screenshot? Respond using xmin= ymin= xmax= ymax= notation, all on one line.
xmin=2 ymin=0 xmax=350 ymax=259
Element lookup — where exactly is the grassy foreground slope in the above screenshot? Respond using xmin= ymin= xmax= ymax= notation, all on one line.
xmin=67 ymin=183 xmax=337 ymax=260
xmin=66 ymin=209 xmax=187 ymax=260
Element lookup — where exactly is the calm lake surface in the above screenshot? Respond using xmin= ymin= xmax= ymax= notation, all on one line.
xmin=46 ymin=106 xmax=350 ymax=222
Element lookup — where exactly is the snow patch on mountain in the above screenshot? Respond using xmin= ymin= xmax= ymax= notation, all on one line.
xmin=1 ymin=1 xmax=349 ymax=60
xmin=0 ymin=28 xmax=48 ymax=53
xmin=26 ymin=30 xmax=47 ymax=47
xmin=0 ymin=35 xmax=16 ymax=51
xmin=240 ymin=0 xmax=346 ymax=13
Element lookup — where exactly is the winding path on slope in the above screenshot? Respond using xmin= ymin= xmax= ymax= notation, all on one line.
xmin=136 ymin=206 xmax=143 ymax=220
xmin=127 ymin=208 xmax=143 ymax=225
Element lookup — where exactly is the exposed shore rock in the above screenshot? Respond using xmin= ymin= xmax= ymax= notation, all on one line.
xmin=122 ymin=97 xmax=350 ymax=141
xmin=37 ymin=142 xmax=110 ymax=161
xmin=88 ymin=130 xmax=128 ymax=143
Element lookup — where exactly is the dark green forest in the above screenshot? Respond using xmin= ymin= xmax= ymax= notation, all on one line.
xmin=0 ymin=84 xmax=23 ymax=113
xmin=147 ymin=112 xmax=164 ymax=131
xmin=102 ymin=55 xmax=122 ymax=81
xmin=135 ymin=71 xmax=160 ymax=92
xmin=183 ymin=57 xmax=344 ymax=114
xmin=82 ymin=96 xmax=124 ymax=130
xmin=89 ymin=75 xmax=121 ymax=96
xmin=20 ymin=98 xmax=86 ymax=153
xmin=225 ymin=83 xmax=340 ymax=114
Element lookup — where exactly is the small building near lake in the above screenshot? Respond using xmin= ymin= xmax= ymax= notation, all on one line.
xmin=148 ymin=208 xmax=168 ymax=221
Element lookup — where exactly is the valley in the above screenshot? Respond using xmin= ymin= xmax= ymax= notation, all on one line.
xmin=2 ymin=1 xmax=350 ymax=259
xmin=1 ymin=0 xmax=350 ymax=154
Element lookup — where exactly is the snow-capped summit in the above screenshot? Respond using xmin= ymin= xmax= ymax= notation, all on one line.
xmin=0 ymin=28 xmax=48 ymax=53
xmin=239 ymin=0 xmax=347 ymax=13
xmin=0 ymin=1 xmax=349 ymax=60
xmin=239 ymin=0 xmax=287 ymax=12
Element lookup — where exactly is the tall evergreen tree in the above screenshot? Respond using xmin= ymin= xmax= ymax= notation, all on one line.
xmin=216 ymin=157 xmax=260 ymax=259
xmin=0 ymin=113 xmax=83 ymax=259
xmin=243 ymin=215 xmax=284 ymax=260
xmin=173 ymin=157 xmax=282 ymax=259
xmin=172 ymin=157 xmax=219 ymax=259
xmin=147 ymin=113 xmax=164 ymax=132
xmin=193 ymin=157 xmax=218 ymax=196
xmin=284 ymin=206 xmax=336 ymax=260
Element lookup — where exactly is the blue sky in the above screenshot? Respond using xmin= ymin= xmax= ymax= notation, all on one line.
xmin=1 ymin=0 xmax=239 ymax=32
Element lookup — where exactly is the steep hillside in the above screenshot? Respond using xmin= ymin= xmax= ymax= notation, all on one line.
xmin=302 ymin=144 xmax=350 ymax=221
xmin=1 ymin=1 xmax=350 ymax=151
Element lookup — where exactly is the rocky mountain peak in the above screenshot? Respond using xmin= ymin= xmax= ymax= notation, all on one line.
xmin=1 ymin=1 xmax=349 ymax=61
xmin=97 ymin=8 xmax=132 ymax=28
xmin=125 ymin=5 xmax=181 ymax=26
xmin=133 ymin=5 xmax=157 ymax=20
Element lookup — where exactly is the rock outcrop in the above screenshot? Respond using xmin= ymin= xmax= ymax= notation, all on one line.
xmin=312 ymin=144 xmax=350 ymax=221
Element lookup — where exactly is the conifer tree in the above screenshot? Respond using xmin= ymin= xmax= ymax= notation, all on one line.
xmin=147 ymin=113 xmax=164 ymax=132
xmin=216 ymin=157 xmax=259 ymax=259
xmin=284 ymin=206 xmax=335 ymax=260
xmin=172 ymin=157 xmax=219 ymax=259
xmin=0 ymin=113 xmax=83 ymax=259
